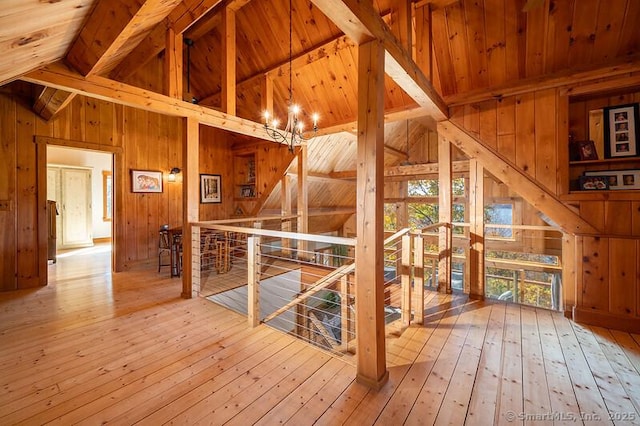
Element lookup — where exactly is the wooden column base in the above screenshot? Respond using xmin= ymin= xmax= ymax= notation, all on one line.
xmin=356 ymin=370 xmax=389 ymax=391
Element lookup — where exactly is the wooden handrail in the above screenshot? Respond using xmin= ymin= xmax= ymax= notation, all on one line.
xmin=384 ymin=228 xmax=411 ymax=245
xmin=262 ymin=262 xmax=355 ymax=323
xmin=194 ymin=215 xmax=298 ymax=225
xmin=192 ymin=223 xmax=356 ymax=246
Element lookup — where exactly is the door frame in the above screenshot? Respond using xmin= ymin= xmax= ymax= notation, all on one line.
xmin=36 ymin=136 xmax=124 ymax=277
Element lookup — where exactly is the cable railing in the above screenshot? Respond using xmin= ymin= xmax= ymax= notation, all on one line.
xmin=484 ymin=224 xmax=563 ymax=311
xmin=191 ymin=218 xmax=357 ymax=359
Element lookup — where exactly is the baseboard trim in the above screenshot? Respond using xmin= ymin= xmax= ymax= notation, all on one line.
xmin=572 ymin=307 xmax=640 ymax=333
xmin=93 ymin=237 xmax=111 ymax=244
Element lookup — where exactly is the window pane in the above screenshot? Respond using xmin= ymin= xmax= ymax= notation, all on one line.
xmin=408 ymin=203 xmax=438 ymax=229
xmin=485 ymin=203 xmax=513 ymax=238
xmin=408 ymin=179 xmax=438 ymax=196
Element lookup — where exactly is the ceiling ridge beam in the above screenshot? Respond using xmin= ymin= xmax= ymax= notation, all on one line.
xmin=23 ymin=61 xmax=272 ymax=141
xmin=310 ymin=0 xmax=447 ymax=121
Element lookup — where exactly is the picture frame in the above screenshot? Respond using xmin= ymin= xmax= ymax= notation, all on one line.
xmin=131 ymin=170 xmax=163 ymax=193
xmin=603 ymin=103 xmax=640 ymax=158
xmin=572 ymin=140 xmax=598 ymax=161
xmin=200 ymin=174 xmax=222 ymax=203
xmin=578 ymin=175 xmax=608 ymax=191
xmin=584 ymin=169 xmax=640 ymax=190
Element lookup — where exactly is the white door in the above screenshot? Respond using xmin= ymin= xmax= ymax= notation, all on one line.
xmin=60 ymin=168 xmax=93 ymax=248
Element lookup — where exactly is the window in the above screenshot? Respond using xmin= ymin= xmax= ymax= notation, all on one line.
xmin=102 ymin=171 xmax=112 ymax=221
xmin=485 ymin=202 xmax=514 ymax=238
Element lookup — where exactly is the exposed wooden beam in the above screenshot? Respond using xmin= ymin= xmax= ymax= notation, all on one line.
xmin=444 ymin=56 xmax=640 ymax=106
xmin=23 ymin=62 xmax=272 ymax=141
xmin=67 ymin=0 xmax=183 ymax=77
xmin=315 ymin=105 xmax=433 ymax=136
xmin=329 ymin=160 xmax=470 ymax=180
xmin=221 ymin=6 xmax=236 ymax=114
xmin=437 ymin=120 xmax=599 ymax=235
xmin=111 ymin=0 xmax=225 ymax=80
xmin=288 ymin=171 xmax=356 ymax=184
xmin=354 ymin=39 xmax=388 ymax=389
xmin=164 ymin=28 xmax=183 ymax=98
xmin=32 ymin=87 xmax=76 ymax=121
xmin=182 ymin=117 xmax=200 ymax=299
xmin=310 ymin=0 xmax=447 ymax=121
xmin=384 ymin=144 xmax=408 ymax=159
xmin=437 ymin=133 xmax=452 ymax=293
xmin=297 ymin=146 xmax=309 ymax=256
xmin=35 ymin=0 xmax=183 ymax=121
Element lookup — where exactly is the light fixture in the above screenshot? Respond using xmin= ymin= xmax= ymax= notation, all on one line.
xmin=168 ymin=167 xmax=181 ymax=182
xmin=262 ymin=0 xmax=318 ymax=152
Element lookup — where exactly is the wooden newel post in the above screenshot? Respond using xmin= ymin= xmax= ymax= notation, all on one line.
xmin=413 ymin=234 xmax=424 ymax=325
xmin=248 ymin=235 xmax=261 ymax=327
xmin=401 ymin=234 xmax=412 ymax=327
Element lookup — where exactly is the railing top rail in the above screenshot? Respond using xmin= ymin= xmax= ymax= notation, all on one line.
xmin=384 ymin=228 xmax=411 ymax=245
xmin=195 ymin=215 xmax=298 ymax=225
xmin=191 ymin=222 xmax=357 ymax=246
xmin=414 ymin=222 xmax=447 ymax=235
xmin=485 ymin=223 xmax=562 ymax=232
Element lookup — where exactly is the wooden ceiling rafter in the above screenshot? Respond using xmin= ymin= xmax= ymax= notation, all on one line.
xmin=34 ymin=0 xmax=185 ymax=121
xmin=110 ymin=0 xmax=227 ymax=81
xmin=309 ymin=0 xmax=447 ymax=121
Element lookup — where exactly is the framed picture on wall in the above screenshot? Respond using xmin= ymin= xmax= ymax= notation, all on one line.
xmin=200 ymin=174 xmax=222 ymax=203
xmin=584 ymin=169 xmax=640 ymax=190
xmin=131 ymin=170 xmax=163 ymax=193
xmin=603 ymin=103 xmax=640 ymax=158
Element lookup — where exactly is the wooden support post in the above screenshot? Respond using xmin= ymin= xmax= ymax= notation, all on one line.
xmin=562 ymin=233 xmax=576 ymax=317
xmin=438 ymin=133 xmax=452 ymax=293
xmin=182 ymin=117 xmax=200 ymax=298
xmin=401 ymin=234 xmax=412 ymax=327
xmin=355 ymin=39 xmax=388 ymax=390
xmin=164 ymin=28 xmax=182 ymax=99
xmin=261 ymin=75 xmax=274 ymax=117
xmin=297 ymin=146 xmax=309 ymax=258
xmin=221 ymin=6 xmax=236 ymax=114
xmin=413 ymin=234 xmax=424 ymax=324
xmin=469 ymin=159 xmax=485 ymax=299
xmin=247 ymin=235 xmax=261 ymax=327
xmin=281 ymin=174 xmax=292 ymax=256
xmin=340 ymin=274 xmax=349 ymax=351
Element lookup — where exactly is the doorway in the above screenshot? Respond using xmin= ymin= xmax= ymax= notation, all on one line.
xmin=46 ymin=145 xmax=114 ymax=260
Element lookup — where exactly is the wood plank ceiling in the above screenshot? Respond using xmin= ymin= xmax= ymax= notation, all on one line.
xmin=3 ymin=0 xmax=640 ymax=216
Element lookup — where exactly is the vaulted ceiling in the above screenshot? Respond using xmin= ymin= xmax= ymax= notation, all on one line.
xmin=2 ymin=0 xmax=640 ymax=203
xmin=4 ymin=1 xmax=640 ymax=121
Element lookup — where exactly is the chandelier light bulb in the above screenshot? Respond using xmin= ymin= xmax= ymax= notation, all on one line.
xmin=271 ymin=119 xmax=279 ymax=129
xmin=291 ymin=104 xmax=300 ymax=115
xmin=263 ymin=110 xmax=270 ymax=124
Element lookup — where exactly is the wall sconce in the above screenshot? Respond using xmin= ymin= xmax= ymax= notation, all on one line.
xmin=168 ymin=167 xmax=181 ymax=182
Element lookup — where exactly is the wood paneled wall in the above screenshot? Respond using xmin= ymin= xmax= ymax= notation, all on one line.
xmin=451 ymin=79 xmax=640 ymax=331
xmin=0 ymin=90 xmax=184 ymax=289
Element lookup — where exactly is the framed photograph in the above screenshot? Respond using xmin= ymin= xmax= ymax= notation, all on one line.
xmin=603 ymin=103 xmax=640 ymax=158
xmin=200 ymin=174 xmax=222 ymax=203
xmin=578 ymin=175 xmax=608 ymax=191
xmin=131 ymin=170 xmax=163 ymax=193
xmin=572 ymin=140 xmax=598 ymax=161
xmin=584 ymin=169 xmax=640 ymax=190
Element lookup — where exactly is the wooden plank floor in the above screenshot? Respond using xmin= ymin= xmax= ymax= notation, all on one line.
xmin=1 ymin=245 xmax=640 ymax=425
